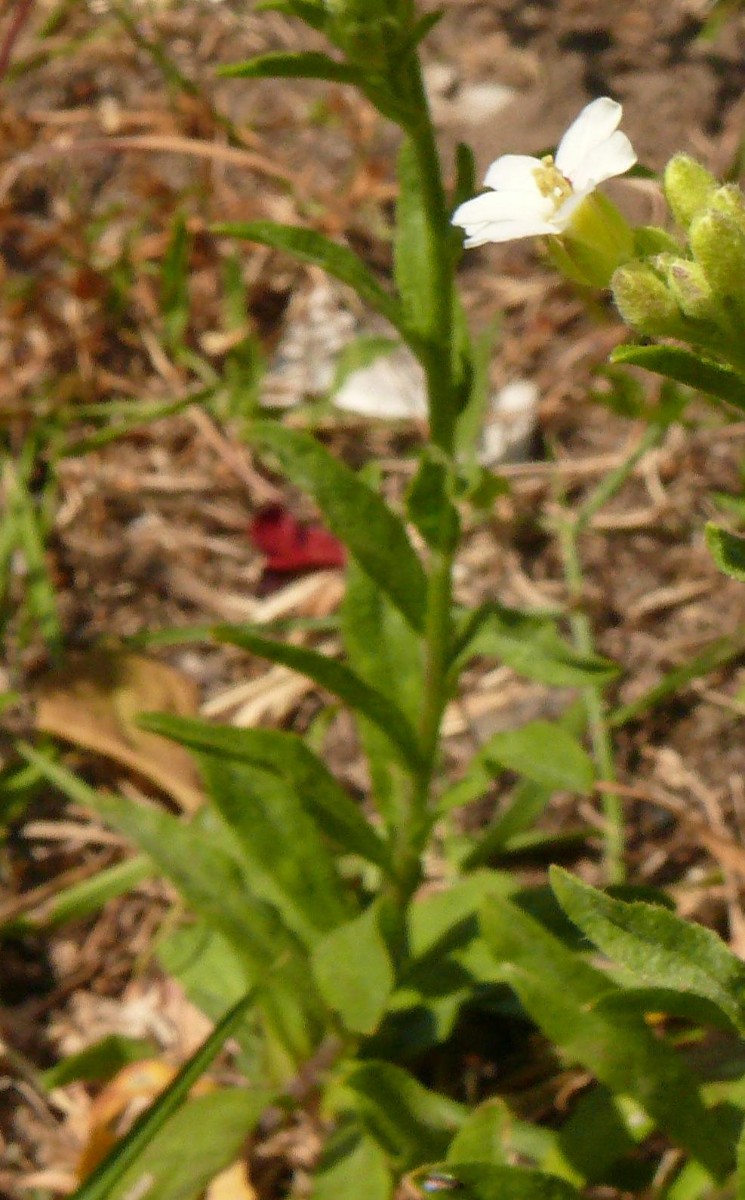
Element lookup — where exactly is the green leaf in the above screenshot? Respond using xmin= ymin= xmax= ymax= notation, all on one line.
xmin=251 ymin=421 xmax=427 ymax=631
xmin=42 ymin=1036 xmax=155 ymax=1090
xmin=550 ymin=867 xmax=745 ymax=1034
xmin=196 ymin=753 xmax=352 ymax=943
xmin=212 ymin=625 xmax=423 ymax=771
xmin=159 ymin=920 xmax=252 ymax=1025
xmin=610 ymin=344 xmax=745 ymax=414
xmin=551 ymin=1086 xmax=643 ymax=1185
xmin=332 ymin=1062 xmax=466 ymax=1169
xmin=312 ymin=902 xmax=395 ymax=1034
xmin=102 ymin=1089 xmax=270 ymax=1200
xmin=394 ymin=137 xmax=437 ymax=342
xmin=21 ymin=748 xmax=323 ymax=1066
xmin=340 ymin=558 xmax=423 ymax=826
xmin=161 ymin=213 xmax=190 ymax=353
xmin=608 ymin=628 xmax=745 ymax=727
xmin=14 ymin=472 xmax=61 ymax=650
xmin=446 ymin=1103 xmax=509 ymax=1165
xmin=412 ymin=1163 xmax=579 ymax=1200
xmin=219 ymin=50 xmax=360 ymax=85
xmin=341 ymin=558 xmax=423 ymax=726
xmin=706 ymin=521 xmax=745 ymax=581
xmin=311 ymin=1124 xmax=392 ymax=1200
xmin=68 ymin=990 xmax=266 ymax=1200
xmin=213 ymin=222 xmax=405 ymax=334
xmin=451 ymin=142 xmax=477 ymax=214
xmin=481 ymin=895 xmax=734 ymax=1178
xmin=595 ymin=986 xmax=738 ymax=1031
xmin=454 ymin=604 xmax=618 ymax=687
xmin=256 ymin=1 xmax=327 ymax=32
xmin=464 ymin=721 xmax=595 ymax=795
xmin=461 ymin=781 xmax=553 ymax=866
xmin=7 ymin=855 xmax=152 ymax=933
xmin=139 ymin=714 xmax=390 ymax=869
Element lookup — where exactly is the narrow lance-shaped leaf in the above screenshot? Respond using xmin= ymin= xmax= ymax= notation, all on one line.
xmin=213 ymin=222 xmax=407 ymax=337
xmin=68 ymin=989 xmax=263 ymax=1200
xmin=341 ymin=557 xmax=423 ymax=722
xmin=610 ymin=344 xmax=745 ymax=414
xmin=20 ymin=747 xmax=324 ymax=1063
xmin=138 ymin=714 xmax=390 ymax=869
xmin=459 ymin=720 xmax=595 ymax=796
xmin=312 ymin=902 xmax=395 ymax=1035
xmin=481 ymin=895 xmax=735 ymax=1178
xmin=255 ymin=1 xmax=327 ymax=33
xmin=219 ymin=50 xmax=361 ymax=85
xmin=250 ymin=422 xmax=428 ymax=632
xmin=551 ymin=867 xmax=745 ymax=1034
xmin=195 ymin=753 xmax=352 ymax=943
xmin=212 ymin=625 xmax=424 ymax=771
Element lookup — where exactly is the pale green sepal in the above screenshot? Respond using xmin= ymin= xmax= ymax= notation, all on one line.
xmin=552 ymin=192 xmax=634 ymax=289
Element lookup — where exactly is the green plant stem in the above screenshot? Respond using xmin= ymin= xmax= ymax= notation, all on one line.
xmin=405 ymin=63 xmax=456 ymax=456
xmin=557 ymin=422 xmax=666 ymax=884
xmin=391 ymin=529 xmax=456 ymax=914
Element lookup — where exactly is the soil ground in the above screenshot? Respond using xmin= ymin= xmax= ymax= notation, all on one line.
xmin=4 ymin=1 xmax=745 ymax=1196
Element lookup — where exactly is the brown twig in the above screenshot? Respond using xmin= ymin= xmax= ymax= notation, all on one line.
xmin=0 ymin=0 xmax=34 ymax=84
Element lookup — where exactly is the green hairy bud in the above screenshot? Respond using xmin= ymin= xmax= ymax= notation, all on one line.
xmin=664 ymin=154 xmax=718 ymax=230
xmin=612 ymin=262 xmax=685 ymax=336
xmin=708 ymin=183 xmax=745 ymax=230
xmin=665 ymin=258 xmax=716 ymax=321
xmin=689 ymin=209 xmax=745 ymax=305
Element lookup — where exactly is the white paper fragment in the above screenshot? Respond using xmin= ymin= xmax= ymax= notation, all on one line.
xmin=333 ymin=345 xmax=427 ymax=420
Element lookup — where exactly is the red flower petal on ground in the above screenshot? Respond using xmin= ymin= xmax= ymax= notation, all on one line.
xmin=249 ymin=505 xmax=346 ymax=572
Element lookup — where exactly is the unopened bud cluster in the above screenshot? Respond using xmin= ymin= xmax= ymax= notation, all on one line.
xmin=612 ymin=155 xmax=745 ymax=373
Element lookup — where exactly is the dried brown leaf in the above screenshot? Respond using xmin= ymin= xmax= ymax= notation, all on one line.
xmin=36 ymin=651 xmax=203 ymax=811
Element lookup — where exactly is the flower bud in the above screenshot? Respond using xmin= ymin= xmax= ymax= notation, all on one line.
xmin=689 ymin=209 xmax=745 ymax=307
xmin=664 ymin=154 xmax=718 ymax=230
xmin=665 ymin=258 xmax=717 ymax=321
xmin=612 ymin=262 xmax=685 ymax=336
xmin=708 ymin=184 xmax=745 ymax=231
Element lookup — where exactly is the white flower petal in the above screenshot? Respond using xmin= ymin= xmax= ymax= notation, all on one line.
xmin=555 ymin=97 xmax=623 ymax=181
xmin=453 ymin=186 xmax=554 ymax=230
xmin=461 ymin=214 xmax=560 ymax=246
xmin=568 ymin=131 xmax=637 ymax=191
xmin=483 ymin=154 xmax=544 ymax=192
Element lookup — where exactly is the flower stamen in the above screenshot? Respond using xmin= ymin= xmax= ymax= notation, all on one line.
xmin=532 ymin=156 xmax=573 ymax=210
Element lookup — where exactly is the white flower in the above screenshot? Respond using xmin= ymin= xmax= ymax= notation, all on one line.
xmin=452 ymin=96 xmax=637 ymax=247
